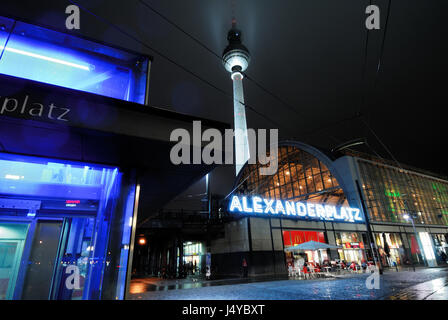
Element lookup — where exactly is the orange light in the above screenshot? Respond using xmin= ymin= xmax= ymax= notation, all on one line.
xmin=138 ymin=238 xmax=146 ymax=245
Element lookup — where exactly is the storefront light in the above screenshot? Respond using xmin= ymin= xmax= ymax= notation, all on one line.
xmin=419 ymin=232 xmax=436 ymax=261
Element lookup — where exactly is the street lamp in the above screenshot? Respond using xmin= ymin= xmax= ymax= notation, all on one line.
xmin=336 ymin=138 xmax=383 ymax=274
xmin=331 ymin=137 xmax=367 ymax=153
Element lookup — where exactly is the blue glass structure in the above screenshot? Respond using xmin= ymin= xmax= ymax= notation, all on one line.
xmin=0 ymin=153 xmax=136 ymax=300
xmin=0 ymin=13 xmax=223 ymax=300
xmin=0 ymin=16 xmax=150 ymax=104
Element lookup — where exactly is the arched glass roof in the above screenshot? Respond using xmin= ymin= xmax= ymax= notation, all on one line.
xmin=234 ymin=144 xmax=348 ymax=207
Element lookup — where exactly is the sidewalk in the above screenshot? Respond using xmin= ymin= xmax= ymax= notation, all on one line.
xmin=385 ymin=276 xmax=448 ymax=300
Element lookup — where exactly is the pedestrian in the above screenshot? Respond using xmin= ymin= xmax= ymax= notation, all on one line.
xmin=361 ymin=260 xmax=367 ymax=272
xmin=440 ymin=251 xmax=447 ymax=264
xmin=242 ymin=258 xmax=248 ymax=278
xmin=288 ymin=262 xmax=293 ymax=277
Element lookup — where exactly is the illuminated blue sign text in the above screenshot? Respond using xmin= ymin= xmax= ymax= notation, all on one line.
xmin=228 ymin=195 xmax=364 ymax=223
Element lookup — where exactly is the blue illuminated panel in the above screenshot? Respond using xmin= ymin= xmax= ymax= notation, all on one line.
xmin=0 ymin=16 xmax=149 ymax=104
xmin=0 ymin=152 xmax=136 ymax=300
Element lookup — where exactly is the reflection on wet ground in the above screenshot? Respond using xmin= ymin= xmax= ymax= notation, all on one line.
xmin=386 ymin=276 xmax=448 ymax=300
xmin=129 ymin=267 xmax=448 ymax=300
xmin=129 ymin=275 xmax=290 ymax=294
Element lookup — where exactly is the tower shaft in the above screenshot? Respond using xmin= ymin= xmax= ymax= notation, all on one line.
xmin=232 ymin=72 xmax=250 ymax=176
xmin=222 ymin=24 xmax=250 ymax=176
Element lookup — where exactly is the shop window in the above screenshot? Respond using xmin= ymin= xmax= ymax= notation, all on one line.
xmin=283 ymin=230 xmax=326 ymax=247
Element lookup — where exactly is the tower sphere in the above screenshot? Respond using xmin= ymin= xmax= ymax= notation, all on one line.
xmin=222 ymin=27 xmax=250 ymax=73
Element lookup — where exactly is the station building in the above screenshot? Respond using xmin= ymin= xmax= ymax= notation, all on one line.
xmin=0 ymin=15 xmax=225 ymax=299
xmin=210 ymin=141 xmax=448 ymax=277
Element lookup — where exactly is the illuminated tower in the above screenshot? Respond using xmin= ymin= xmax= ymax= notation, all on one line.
xmin=222 ymin=21 xmax=251 ymax=176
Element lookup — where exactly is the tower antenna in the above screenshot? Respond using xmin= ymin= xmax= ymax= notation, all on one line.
xmin=231 ymin=0 xmax=237 ymax=27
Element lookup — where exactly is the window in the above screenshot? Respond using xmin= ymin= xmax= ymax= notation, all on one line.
xmin=0 ymin=16 xmax=149 ymax=104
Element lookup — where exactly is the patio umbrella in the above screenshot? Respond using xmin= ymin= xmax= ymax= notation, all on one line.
xmin=284 ymin=241 xmax=341 ymax=266
xmin=284 ymin=240 xmax=341 ymax=252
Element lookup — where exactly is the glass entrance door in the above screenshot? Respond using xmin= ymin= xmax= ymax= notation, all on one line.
xmin=21 ymin=220 xmax=63 ymax=299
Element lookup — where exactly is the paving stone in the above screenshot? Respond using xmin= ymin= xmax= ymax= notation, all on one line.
xmin=129 ymin=267 xmax=448 ymax=300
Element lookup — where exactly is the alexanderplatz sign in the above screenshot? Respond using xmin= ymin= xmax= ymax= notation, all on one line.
xmin=228 ymin=195 xmax=364 ymax=223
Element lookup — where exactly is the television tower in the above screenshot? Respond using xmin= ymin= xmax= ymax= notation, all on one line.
xmin=222 ymin=20 xmax=251 ymax=176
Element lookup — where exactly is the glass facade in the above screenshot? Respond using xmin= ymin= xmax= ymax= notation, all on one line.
xmin=358 ymin=159 xmax=448 ymax=226
xmin=235 ymin=146 xmax=348 ymax=207
xmin=0 ymin=152 xmax=137 ymax=299
xmin=0 ymin=15 xmax=149 ymax=104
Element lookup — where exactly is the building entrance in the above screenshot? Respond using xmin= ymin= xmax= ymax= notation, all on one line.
xmin=0 ymin=152 xmax=136 ymax=299
xmin=182 ymin=242 xmax=204 ymax=275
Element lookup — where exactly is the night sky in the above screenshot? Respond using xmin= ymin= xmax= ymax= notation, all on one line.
xmin=1 ymin=0 xmax=446 ymax=201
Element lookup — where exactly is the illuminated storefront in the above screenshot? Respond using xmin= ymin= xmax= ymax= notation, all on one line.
xmin=335 ymin=232 xmax=367 ymax=264
xmin=181 ymin=242 xmax=205 ymax=275
xmin=283 ymin=230 xmax=328 ymax=266
xmin=214 ymin=141 xmax=448 ymax=277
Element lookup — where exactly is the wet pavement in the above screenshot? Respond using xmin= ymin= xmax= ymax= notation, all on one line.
xmin=129 ymin=274 xmax=290 ymax=293
xmin=386 ymin=276 xmax=448 ymax=300
xmin=128 ymin=267 xmax=448 ymax=300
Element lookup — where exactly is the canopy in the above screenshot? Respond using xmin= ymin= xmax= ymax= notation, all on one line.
xmin=284 ymin=240 xmax=341 ymax=252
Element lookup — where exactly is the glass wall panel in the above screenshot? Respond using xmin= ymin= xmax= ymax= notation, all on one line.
xmin=0 ymin=15 xmax=149 ymax=104
xmin=0 ymin=152 xmax=137 ymax=300
xmin=358 ymin=159 xmax=448 ymax=226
